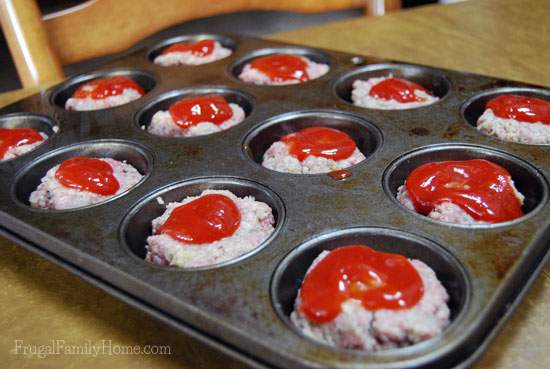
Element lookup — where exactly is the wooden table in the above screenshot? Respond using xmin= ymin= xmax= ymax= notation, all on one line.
xmin=1 ymin=0 xmax=549 ymax=368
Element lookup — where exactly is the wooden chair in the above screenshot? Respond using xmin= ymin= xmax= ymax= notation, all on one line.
xmin=0 ymin=0 xmax=401 ymax=89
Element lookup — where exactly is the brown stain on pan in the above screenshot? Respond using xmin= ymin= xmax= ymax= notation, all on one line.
xmin=309 ymin=193 xmax=359 ymax=213
xmin=181 ymin=147 xmax=203 ymax=158
xmin=388 ymin=212 xmax=407 ymax=227
xmin=478 ymin=80 xmax=516 ymax=91
xmin=409 ymin=127 xmax=430 ymax=136
xmin=190 ymin=276 xmax=275 ymax=326
xmin=494 ymin=253 xmax=520 ymax=280
xmin=462 ymin=226 xmax=533 ymax=283
xmin=442 ymin=122 xmax=463 ymax=140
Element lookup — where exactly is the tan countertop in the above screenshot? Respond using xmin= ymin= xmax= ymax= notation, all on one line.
xmin=1 ymin=0 xmax=549 ymax=368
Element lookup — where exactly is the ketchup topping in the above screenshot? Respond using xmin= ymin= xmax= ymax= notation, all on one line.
xmin=72 ymin=76 xmax=144 ymax=100
xmin=281 ymin=127 xmax=357 ymax=161
xmin=55 ymin=157 xmax=119 ymax=196
xmin=369 ymin=77 xmax=432 ymax=103
xmin=161 ymin=39 xmax=216 ymax=57
xmin=328 ymin=169 xmax=352 ymax=181
xmin=159 ymin=194 xmax=241 ymax=244
xmin=405 ymin=159 xmax=524 ymax=223
xmin=250 ymin=54 xmax=309 ymax=83
xmin=169 ymin=95 xmax=233 ymax=129
xmin=0 ymin=127 xmax=44 ymax=158
xmin=486 ymin=95 xmax=550 ymax=124
xmin=299 ymin=245 xmax=424 ymax=324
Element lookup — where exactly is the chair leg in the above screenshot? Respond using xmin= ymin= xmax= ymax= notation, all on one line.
xmin=365 ymin=0 xmax=402 ymax=16
xmin=0 ymin=0 xmax=64 ymax=88
xmin=385 ymin=0 xmax=402 ymax=12
xmin=366 ymin=0 xmax=384 ymax=16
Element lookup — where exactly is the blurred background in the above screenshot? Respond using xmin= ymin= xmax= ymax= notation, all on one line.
xmin=0 ymin=0 xmax=464 ymax=93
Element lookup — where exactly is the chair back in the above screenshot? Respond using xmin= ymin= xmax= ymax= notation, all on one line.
xmin=0 ymin=0 xmax=399 ymax=88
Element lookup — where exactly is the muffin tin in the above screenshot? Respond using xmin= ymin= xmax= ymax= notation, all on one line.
xmin=0 ymin=34 xmax=549 ymax=369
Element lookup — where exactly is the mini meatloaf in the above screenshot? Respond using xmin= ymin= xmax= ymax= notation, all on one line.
xmin=291 ymin=246 xmax=450 ymax=351
xmin=153 ymin=39 xmax=232 ymax=66
xmin=0 ymin=127 xmax=48 ymax=161
xmin=65 ymin=76 xmax=144 ymax=111
xmin=147 ymin=95 xmax=245 ymax=137
xmin=146 ymin=190 xmax=275 ymax=268
xmin=30 ymin=157 xmax=143 ymax=210
xmin=476 ymin=94 xmax=550 ymax=145
xmin=239 ymin=54 xmax=329 ymax=85
xmin=262 ymin=126 xmax=366 ymax=174
xmin=352 ymin=75 xmax=439 ymax=109
xmin=397 ymin=159 xmax=525 ymax=225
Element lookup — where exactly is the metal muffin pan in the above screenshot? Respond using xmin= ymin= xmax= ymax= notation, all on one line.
xmin=0 ymin=34 xmax=548 ymax=369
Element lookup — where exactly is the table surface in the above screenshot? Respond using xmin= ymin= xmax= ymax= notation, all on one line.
xmin=1 ymin=0 xmax=549 ymax=368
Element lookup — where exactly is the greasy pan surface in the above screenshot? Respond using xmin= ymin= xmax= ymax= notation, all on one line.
xmin=0 ymin=34 xmax=548 ymax=369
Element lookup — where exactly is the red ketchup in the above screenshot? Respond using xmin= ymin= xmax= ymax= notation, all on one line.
xmin=281 ymin=127 xmax=356 ymax=161
xmin=486 ymin=95 xmax=550 ymax=124
xmin=299 ymin=245 xmax=424 ymax=324
xmin=72 ymin=76 xmax=144 ymax=100
xmin=405 ymin=159 xmax=524 ymax=223
xmin=161 ymin=39 xmax=215 ymax=57
xmin=0 ymin=127 xmax=44 ymax=158
xmin=369 ymin=77 xmax=432 ymax=103
xmin=169 ymin=95 xmax=233 ymax=129
xmin=328 ymin=169 xmax=352 ymax=181
xmin=159 ymin=194 xmax=241 ymax=244
xmin=55 ymin=157 xmax=119 ymax=196
xmin=250 ymin=54 xmax=309 ymax=83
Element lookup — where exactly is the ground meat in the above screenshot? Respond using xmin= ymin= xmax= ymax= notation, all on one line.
xmin=2 ymin=132 xmax=48 ymax=161
xmin=153 ymin=41 xmax=232 ymax=66
xmin=291 ymin=251 xmax=450 ymax=351
xmin=146 ymin=190 xmax=275 ymax=268
xmin=396 ymin=183 xmax=525 ymax=225
xmin=147 ymin=103 xmax=245 ymax=137
xmin=29 ymin=158 xmax=142 ymax=210
xmin=262 ymin=141 xmax=365 ymax=174
xmin=351 ymin=76 xmax=439 ymax=110
xmin=477 ymin=108 xmax=550 ymax=145
xmin=65 ymin=88 xmax=143 ymax=111
xmin=238 ymin=56 xmax=329 ymax=85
